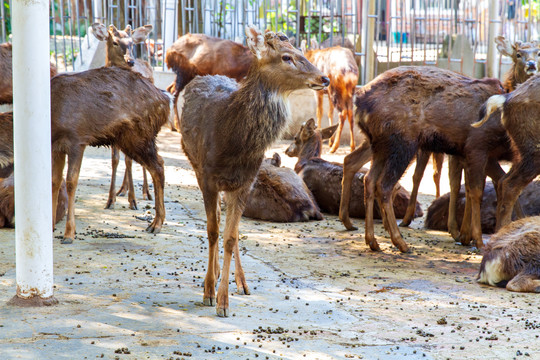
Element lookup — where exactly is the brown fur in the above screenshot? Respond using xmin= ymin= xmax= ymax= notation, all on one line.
xmin=427 ymin=181 xmax=540 ymax=234
xmin=348 ymin=66 xmax=503 ymax=252
xmin=303 ymin=46 xmax=359 ymax=153
xmin=180 ymin=27 xmax=328 ymax=317
xmin=478 ymin=216 xmax=540 ymax=292
xmin=243 ymin=153 xmax=322 ymax=222
xmin=0 ymin=112 xmax=13 ymax=169
xmin=0 ymin=174 xmax=68 ymax=228
xmin=285 ymin=118 xmax=422 ymax=219
xmin=51 ymin=67 xmax=170 ymax=244
xmin=0 ymin=43 xmax=57 ymax=105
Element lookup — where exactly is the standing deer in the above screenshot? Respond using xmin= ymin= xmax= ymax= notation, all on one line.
xmin=285 ymin=118 xmax=422 ymax=219
xmin=340 ymin=66 xmax=503 ymax=252
xmin=51 ymin=67 xmax=170 ymax=244
xmin=1 ymin=42 xmax=57 ymax=105
xmin=180 ymin=26 xmax=329 ymax=316
xmin=301 ymin=40 xmax=359 ymax=153
xmin=477 ymin=216 xmax=540 ymax=293
xmin=91 ymin=23 xmax=155 ymax=211
xmin=243 ymin=153 xmax=322 ymax=222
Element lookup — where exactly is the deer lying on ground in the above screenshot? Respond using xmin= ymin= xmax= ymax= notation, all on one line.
xmin=243 ymin=153 xmax=322 ymax=222
xmin=286 ymin=118 xmax=422 ymax=219
xmin=165 ymin=33 xmax=254 ymax=128
xmin=472 ymin=68 xmax=540 ymax=230
xmin=51 ymin=66 xmax=169 ymax=244
xmin=301 ymin=40 xmax=359 ymax=153
xmin=477 ymin=216 xmax=540 ymax=292
xmin=180 ymin=26 xmax=329 ymax=316
xmin=91 ymin=23 xmax=157 ymax=211
xmin=340 ymin=66 xmax=504 ymax=252
xmin=426 ymin=181 xmax=540 ymax=234
xmin=1 ymin=42 xmax=57 ymax=105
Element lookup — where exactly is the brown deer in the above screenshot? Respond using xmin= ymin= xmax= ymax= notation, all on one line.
xmin=477 ymin=216 xmax=540 ymax=292
xmin=165 ymin=33 xmax=254 ymax=128
xmin=340 ymin=66 xmax=504 ymax=252
xmin=301 ymin=40 xmax=359 ymax=153
xmin=51 ymin=66 xmax=170 ymax=244
xmin=472 ymin=72 xmax=540 ymax=230
xmin=395 ymin=37 xmax=539 ymax=234
xmin=243 ymin=153 xmax=323 ymax=222
xmin=0 ymin=42 xmax=57 ymax=105
xmin=180 ymin=26 xmax=329 ymax=316
xmin=426 ymin=181 xmax=540 ymax=234
xmin=91 ymin=23 xmax=155 ymax=211
xmin=285 ymin=118 xmax=422 ymax=219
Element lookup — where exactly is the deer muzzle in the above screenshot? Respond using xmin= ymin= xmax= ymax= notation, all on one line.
xmin=526 ymin=61 xmax=537 ymax=75
xmin=308 ymin=76 xmax=330 ymax=91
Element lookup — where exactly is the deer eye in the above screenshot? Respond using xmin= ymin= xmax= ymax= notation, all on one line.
xmin=282 ymin=55 xmax=292 ymax=62
xmin=516 ymin=53 xmax=521 ymax=58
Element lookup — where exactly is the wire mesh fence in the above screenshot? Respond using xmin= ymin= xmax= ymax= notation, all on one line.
xmin=1 ymin=0 xmax=539 ymax=82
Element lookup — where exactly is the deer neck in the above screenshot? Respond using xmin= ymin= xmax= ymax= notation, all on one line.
xmin=227 ymin=71 xmax=291 ymax=153
xmin=294 ymin=137 xmax=322 ymax=173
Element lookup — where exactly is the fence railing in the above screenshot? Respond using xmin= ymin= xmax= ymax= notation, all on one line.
xmin=1 ymin=0 xmax=540 ymax=83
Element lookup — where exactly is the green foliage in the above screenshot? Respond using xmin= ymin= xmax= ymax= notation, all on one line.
xmin=2 ymin=0 xmax=11 ymax=38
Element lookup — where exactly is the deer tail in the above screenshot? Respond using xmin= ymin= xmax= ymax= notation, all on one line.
xmin=471 ymin=94 xmax=507 ymax=128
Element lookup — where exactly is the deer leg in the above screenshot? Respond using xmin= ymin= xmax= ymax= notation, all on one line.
xmin=142 ymin=166 xmax=152 ymax=201
xmin=51 ymin=152 xmax=66 ymax=230
xmin=347 ymin=106 xmax=355 ymax=151
xmin=364 ymin=159 xmax=386 ymax=252
xmin=460 ymin=157 xmax=487 ymax=248
xmin=447 ymin=156 xmax=463 ymax=240
xmin=105 ymin=147 xmax=120 ymax=209
xmin=142 ymin=154 xmax=165 ymax=234
xmin=327 ymin=94 xmax=336 ymax=146
xmin=116 ymin=153 xmax=129 ymax=197
xmin=315 ymin=90 xmax=324 ymax=129
xmin=486 ymin=158 xmax=524 ymax=219
xmin=339 ymin=140 xmax=372 ymax=230
xmin=400 ymin=150 xmax=430 ymax=227
xmin=329 ymin=109 xmax=345 ymax=153
xmin=497 ymin=158 xmax=538 ymax=230
xmin=63 ymin=146 xmax=86 ymax=244
xmin=124 ymin=156 xmax=138 ymax=210
xmin=233 ymin=228 xmax=250 ymax=296
xmin=377 ymin=168 xmax=411 ymax=253
xmin=506 ymin=273 xmax=540 ymax=293
xmin=216 ymin=185 xmax=250 ymax=317
xmin=201 ymin=184 xmax=220 ymax=307
xmin=432 ymin=153 xmax=444 ymax=199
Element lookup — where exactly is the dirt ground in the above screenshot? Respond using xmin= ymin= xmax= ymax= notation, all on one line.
xmin=0 ymin=128 xmax=539 ymax=360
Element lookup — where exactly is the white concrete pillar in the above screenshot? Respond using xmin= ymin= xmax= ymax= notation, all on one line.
xmin=8 ymin=0 xmax=57 ymax=306
xmin=487 ymin=0 xmax=501 ymax=78
xmin=162 ymin=0 xmax=178 ymax=58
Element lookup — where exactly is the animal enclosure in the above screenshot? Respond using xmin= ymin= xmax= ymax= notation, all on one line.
xmin=2 ymin=0 xmax=538 ymax=82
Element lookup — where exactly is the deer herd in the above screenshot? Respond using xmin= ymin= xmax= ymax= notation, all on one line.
xmin=1 ymin=24 xmax=539 ymax=316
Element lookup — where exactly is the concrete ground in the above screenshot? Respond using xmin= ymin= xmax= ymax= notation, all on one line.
xmin=1 ymin=129 xmax=539 ymax=360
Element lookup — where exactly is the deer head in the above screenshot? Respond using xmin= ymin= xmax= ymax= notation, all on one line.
xmin=496 ymin=36 xmax=540 ymax=78
xmin=285 ymin=118 xmax=338 ymax=158
xmin=245 ymin=26 xmax=329 ymax=92
xmin=92 ymin=23 xmax=153 ymax=68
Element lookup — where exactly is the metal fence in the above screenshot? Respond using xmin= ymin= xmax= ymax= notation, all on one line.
xmin=1 ymin=0 xmax=540 ymax=83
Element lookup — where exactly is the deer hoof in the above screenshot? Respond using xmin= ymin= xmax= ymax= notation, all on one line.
xmin=216 ymin=306 xmax=229 ymax=317
xmin=129 ymin=201 xmax=138 ymax=210
xmin=457 ymin=234 xmax=471 ymax=246
xmin=104 ymin=201 xmax=115 ymax=209
xmin=143 ymin=193 xmax=153 ymax=201
xmin=237 ymin=286 xmax=250 ymax=296
xmin=146 ymin=223 xmax=162 ymax=234
xmin=399 ymin=219 xmax=411 ymax=227
xmin=203 ymin=297 xmax=215 ymax=306
xmin=61 ymin=237 xmax=74 ymax=245
xmin=397 ymin=243 xmax=410 ymax=253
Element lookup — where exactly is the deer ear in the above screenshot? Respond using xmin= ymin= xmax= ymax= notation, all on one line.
xmin=271 ymin=153 xmax=281 ymax=167
xmin=91 ymin=23 xmax=108 ymax=41
xmin=108 ymin=24 xmax=120 ymax=38
xmin=310 ymin=39 xmax=319 ymax=50
xmin=132 ymin=24 xmax=153 ymax=44
xmin=320 ymin=124 xmax=339 ymax=140
xmin=495 ymin=36 xmax=512 ymax=57
xmin=305 ymin=118 xmax=317 ymax=132
xmin=245 ymin=25 xmax=266 ymax=60
xmin=300 ymin=39 xmax=307 ymax=54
